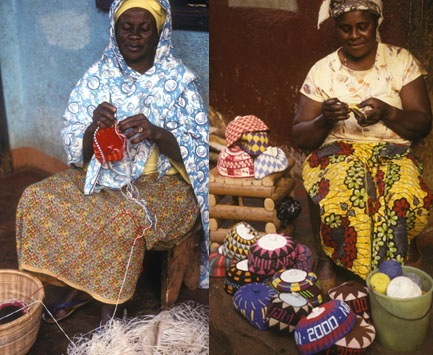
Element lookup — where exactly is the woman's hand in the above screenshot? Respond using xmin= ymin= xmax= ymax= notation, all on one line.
xmin=118 ymin=114 xmax=156 ymax=144
xmin=93 ymin=102 xmax=117 ymax=128
xmin=322 ymin=98 xmax=350 ymax=126
xmin=357 ymin=98 xmax=392 ymax=127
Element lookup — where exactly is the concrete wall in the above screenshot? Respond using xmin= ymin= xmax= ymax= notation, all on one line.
xmin=0 ymin=0 xmax=208 ymax=163
xmin=210 ymin=0 xmax=413 ymax=149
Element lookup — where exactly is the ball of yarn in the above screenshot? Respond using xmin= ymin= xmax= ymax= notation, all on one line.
xmin=369 ymin=273 xmax=390 ymax=294
xmin=386 ymin=276 xmax=422 ymax=298
xmin=404 ymin=272 xmax=423 ymax=289
xmin=378 ymin=260 xmax=403 ymax=280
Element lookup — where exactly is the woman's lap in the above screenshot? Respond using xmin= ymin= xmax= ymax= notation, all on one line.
xmin=16 ymin=168 xmax=199 ymax=304
xmin=303 ymin=141 xmax=433 ymax=279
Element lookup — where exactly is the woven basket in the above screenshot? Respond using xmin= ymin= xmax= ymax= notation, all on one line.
xmin=0 ymin=269 xmax=44 ymax=355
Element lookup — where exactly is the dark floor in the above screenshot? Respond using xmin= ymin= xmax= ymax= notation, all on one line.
xmin=0 ymin=167 xmax=208 ymax=355
xmin=210 ymin=179 xmax=433 ymax=355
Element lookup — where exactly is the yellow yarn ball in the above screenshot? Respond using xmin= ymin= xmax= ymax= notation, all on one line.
xmin=370 ymin=272 xmax=390 ymax=294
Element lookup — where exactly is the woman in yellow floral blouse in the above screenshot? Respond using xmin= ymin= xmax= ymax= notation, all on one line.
xmin=292 ymin=0 xmax=433 ymax=289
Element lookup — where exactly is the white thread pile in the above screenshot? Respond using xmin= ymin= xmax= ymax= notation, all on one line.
xmin=67 ymin=301 xmax=209 ymax=355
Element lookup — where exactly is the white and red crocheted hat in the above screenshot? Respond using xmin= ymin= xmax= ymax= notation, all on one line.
xmin=217 ymin=146 xmax=254 ymax=178
xmin=225 ymin=115 xmax=270 ymax=147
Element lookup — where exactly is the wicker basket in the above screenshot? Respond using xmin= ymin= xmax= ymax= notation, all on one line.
xmin=0 ymin=269 xmax=45 ymax=355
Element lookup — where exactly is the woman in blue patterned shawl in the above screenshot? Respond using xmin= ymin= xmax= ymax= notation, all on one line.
xmin=16 ymin=0 xmax=208 ymax=325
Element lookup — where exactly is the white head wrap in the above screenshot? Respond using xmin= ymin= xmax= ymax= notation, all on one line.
xmin=317 ymin=0 xmax=383 ymax=29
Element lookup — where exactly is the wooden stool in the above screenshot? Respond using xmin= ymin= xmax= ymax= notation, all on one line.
xmin=209 ymin=158 xmax=296 ymax=245
xmin=150 ymin=219 xmax=203 ymax=309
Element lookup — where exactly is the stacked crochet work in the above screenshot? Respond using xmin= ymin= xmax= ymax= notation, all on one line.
xmin=271 ymin=269 xmax=323 ymax=307
xmin=328 ymin=280 xmax=371 ymax=321
xmin=224 ymin=260 xmax=264 ymax=295
xmin=209 ymin=246 xmax=235 ymax=278
xmin=233 ymin=283 xmax=277 ymax=330
xmin=222 ymin=222 xmax=260 ymax=262
xmin=248 ymin=234 xmax=297 ymax=276
xmin=294 ymin=300 xmax=357 ymax=355
xmin=217 ymin=115 xmax=290 ymax=180
xmin=266 ymin=292 xmax=313 ymax=333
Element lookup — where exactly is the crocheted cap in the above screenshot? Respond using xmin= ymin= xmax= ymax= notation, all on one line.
xmin=323 ymin=316 xmax=376 ymax=354
xmin=292 ymin=244 xmax=314 ymax=273
xmin=217 ymin=146 xmax=254 ymax=178
xmin=239 ymin=131 xmax=269 ymax=157
xmin=209 ymin=246 xmax=235 ymax=278
xmin=225 ymin=115 xmax=270 ymax=147
xmin=248 ymin=234 xmax=297 ymax=276
xmin=271 ymin=269 xmax=318 ymax=293
xmin=267 ymin=292 xmax=313 ymax=333
xmin=328 ymin=280 xmax=371 ymax=321
xmin=224 ymin=259 xmax=264 ymax=295
xmin=378 ymin=260 xmax=403 ymax=280
xmin=223 ymin=222 xmax=261 ymax=261
xmin=233 ymin=282 xmax=277 ymax=330
xmin=294 ymin=300 xmax=357 ymax=355
xmin=254 ymin=147 xmax=289 ymax=179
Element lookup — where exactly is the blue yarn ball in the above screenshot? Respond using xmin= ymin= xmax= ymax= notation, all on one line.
xmin=378 ymin=260 xmax=403 ymax=280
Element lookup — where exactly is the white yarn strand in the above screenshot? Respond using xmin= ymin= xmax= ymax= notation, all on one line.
xmin=67 ymin=301 xmax=209 ymax=355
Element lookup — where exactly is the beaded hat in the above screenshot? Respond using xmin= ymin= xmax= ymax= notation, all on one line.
xmin=266 ymin=292 xmax=313 ymax=333
xmin=292 ymin=244 xmax=314 ymax=273
xmin=209 ymin=246 xmax=236 ymax=278
xmin=223 ymin=222 xmax=261 ymax=262
xmin=217 ymin=146 xmax=254 ymax=178
xmin=248 ymin=234 xmax=297 ymax=276
xmin=328 ymin=280 xmax=371 ymax=321
xmin=224 ymin=259 xmax=264 ymax=295
xmin=239 ymin=131 xmax=269 ymax=157
xmin=294 ymin=300 xmax=357 ymax=355
xmin=254 ymin=147 xmax=288 ymax=179
xmin=225 ymin=115 xmax=270 ymax=147
xmin=322 ymin=315 xmax=376 ymax=354
xmin=233 ymin=282 xmax=277 ymax=330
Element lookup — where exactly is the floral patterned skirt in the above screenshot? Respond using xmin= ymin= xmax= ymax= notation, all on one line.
xmin=16 ymin=168 xmax=199 ymax=304
xmin=303 ymin=141 xmax=433 ymax=279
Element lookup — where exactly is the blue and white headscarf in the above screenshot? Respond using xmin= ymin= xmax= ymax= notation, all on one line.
xmin=61 ymin=0 xmax=209 ymax=288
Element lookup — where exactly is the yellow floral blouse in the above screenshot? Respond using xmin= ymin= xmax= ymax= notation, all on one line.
xmin=300 ymin=42 xmax=426 ymax=146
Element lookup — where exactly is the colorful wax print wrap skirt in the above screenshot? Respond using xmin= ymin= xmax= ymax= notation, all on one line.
xmin=303 ymin=141 xmax=433 ymax=280
xmin=16 ymin=168 xmax=199 ymax=304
